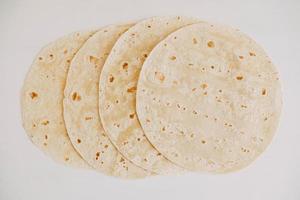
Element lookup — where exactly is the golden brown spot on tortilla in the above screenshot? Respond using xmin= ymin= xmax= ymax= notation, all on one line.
xmin=65 ymin=157 xmax=69 ymax=161
xmin=122 ymin=62 xmax=128 ymax=70
xmin=143 ymin=54 xmax=148 ymax=58
xmin=43 ymin=142 xmax=47 ymax=146
xmin=137 ymin=138 xmax=141 ymax=141
xmin=203 ymin=91 xmax=208 ymax=95
xmin=241 ymin=105 xmax=247 ymax=108
xmin=200 ymin=83 xmax=208 ymax=89
xmin=85 ymin=116 xmax=92 ymax=120
xmin=146 ymin=119 xmax=151 ymax=123
xmin=144 ymin=158 xmax=148 ymax=162
xmin=193 ymin=110 xmax=198 ymax=115
xmin=264 ymin=117 xmax=268 ymax=121
xmin=104 ymin=144 xmax=108 ymax=148
xmin=207 ymin=41 xmax=215 ymax=48
xmin=109 ymin=75 xmax=114 ymax=82
xmin=249 ymin=52 xmax=256 ymax=56
xmin=193 ymin=38 xmax=198 ymax=44
xmin=192 ymin=88 xmax=196 ymax=91
xmin=49 ymin=54 xmax=54 ymax=59
xmin=170 ymin=56 xmax=176 ymax=60
xmin=38 ymin=57 xmax=43 ymax=61
xmin=29 ymin=92 xmax=38 ymax=99
xmin=262 ymin=88 xmax=266 ymax=95
xmin=45 ymin=135 xmax=48 ymax=140
xmin=72 ymin=92 xmax=81 ymax=101
xmin=120 ymin=157 xmax=125 ymax=162
xmin=77 ymin=139 xmax=81 ymax=143
xmin=239 ymin=55 xmax=244 ymax=59
xmin=155 ymin=71 xmax=165 ymax=82
xmin=89 ymin=55 xmax=98 ymax=64
xmin=211 ymin=65 xmax=215 ymax=69
xmin=41 ymin=120 xmax=49 ymax=126
xmin=95 ymin=152 xmax=100 ymax=160
xmin=147 ymin=25 xmax=151 ymax=28
xmin=129 ymin=113 xmax=135 ymax=119
xmin=127 ymin=86 xmax=137 ymax=93
xmin=162 ymin=127 xmax=166 ymax=131
xmin=66 ymin=59 xmax=71 ymax=64
xmin=201 ymin=140 xmax=206 ymax=144
xmin=236 ymin=76 xmax=243 ymax=80
xmin=63 ymin=49 xmax=68 ymax=54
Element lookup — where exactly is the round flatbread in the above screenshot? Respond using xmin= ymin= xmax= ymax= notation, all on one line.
xmin=63 ymin=24 xmax=150 ymax=178
xmin=136 ymin=22 xmax=282 ymax=172
xmin=21 ymin=31 xmax=96 ymax=168
xmin=99 ymin=16 xmax=199 ymax=174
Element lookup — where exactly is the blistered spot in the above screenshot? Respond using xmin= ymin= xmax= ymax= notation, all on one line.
xmin=207 ymin=41 xmax=215 ymax=48
xmin=192 ymin=38 xmax=198 ymax=44
xmin=129 ymin=113 xmax=135 ymax=119
xmin=77 ymin=139 xmax=81 ymax=143
xmin=241 ymin=147 xmax=250 ymax=153
xmin=155 ymin=71 xmax=165 ymax=82
xmin=109 ymin=75 xmax=114 ymax=82
xmin=170 ymin=56 xmax=176 ymax=60
xmin=200 ymin=83 xmax=208 ymax=89
xmin=249 ymin=52 xmax=256 ymax=56
xmin=127 ymin=86 xmax=137 ymax=93
xmin=72 ymin=92 xmax=81 ymax=101
xmin=236 ymin=76 xmax=243 ymax=80
xmin=85 ymin=116 xmax=92 ymax=120
xmin=95 ymin=152 xmax=100 ymax=160
xmin=29 ymin=92 xmax=38 ymax=99
xmin=122 ymin=62 xmax=128 ymax=70
xmin=262 ymin=88 xmax=267 ymax=95
xmin=239 ymin=56 xmax=244 ymax=59
xmin=41 ymin=120 xmax=49 ymax=126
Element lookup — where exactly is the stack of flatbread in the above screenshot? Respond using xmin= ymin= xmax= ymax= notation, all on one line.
xmin=21 ymin=16 xmax=282 ymax=179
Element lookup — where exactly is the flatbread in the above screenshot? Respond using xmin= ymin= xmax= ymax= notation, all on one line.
xmin=21 ymin=31 xmax=96 ymax=168
xmin=63 ymin=24 xmax=150 ymax=178
xmin=99 ymin=16 xmax=199 ymax=174
xmin=136 ymin=22 xmax=282 ymax=172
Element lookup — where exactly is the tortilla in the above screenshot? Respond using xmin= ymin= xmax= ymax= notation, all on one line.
xmin=63 ymin=24 xmax=150 ymax=178
xmin=136 ymin=22 xmax=282 ymax=172
xmin=99 ymin=16 xmax=199 ymax=174
xmin=21 ymin=31 xmax=96 ymax=168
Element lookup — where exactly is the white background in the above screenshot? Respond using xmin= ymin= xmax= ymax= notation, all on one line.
xmin=1 ymin=0 xmax=299 ymax=199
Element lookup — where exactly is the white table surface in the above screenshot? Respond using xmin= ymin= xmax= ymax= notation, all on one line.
xmin=1 ymin=0 xmax=299 ymax=199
